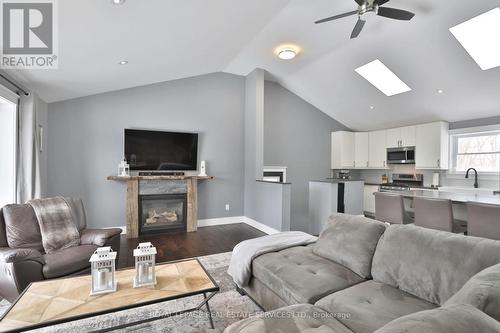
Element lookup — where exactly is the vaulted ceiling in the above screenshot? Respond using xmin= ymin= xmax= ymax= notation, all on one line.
xmin=8 ymin=0 xmax=500 ymax=131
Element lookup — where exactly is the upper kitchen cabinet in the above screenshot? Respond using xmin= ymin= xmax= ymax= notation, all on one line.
xmin=354 ymin=132 xmax=369 ymax=168
xmin=415 ymin=122 xmax=449 ymax=170
xmin=331 ymin=131 xmax=355 ymax=169
xmin=369 ymin=130 xmax=387 ymax=168
xmin=386 ymin=126 xmax=416 ymax=148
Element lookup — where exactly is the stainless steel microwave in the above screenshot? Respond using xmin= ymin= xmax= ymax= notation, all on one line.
xmin=387 ymin=147 xmax=415 ymax=164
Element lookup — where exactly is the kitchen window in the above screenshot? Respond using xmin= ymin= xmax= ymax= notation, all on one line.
xmin=450 ymin=128 xmax=500 ymax=173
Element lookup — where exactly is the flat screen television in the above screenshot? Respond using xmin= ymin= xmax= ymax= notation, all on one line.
xmin=124 ymin=129 xmax=198 ymax=171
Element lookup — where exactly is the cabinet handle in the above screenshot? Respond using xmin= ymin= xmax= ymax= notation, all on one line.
xmin=354 ymin=161 xmax=356 ymax=168
xmin=366 ymin=161 xmax=369 ymax=167
xmin=383 ymin=160 xmax=386 ymax=167
xmin=437 ymin=159 xmax=440 ymax=168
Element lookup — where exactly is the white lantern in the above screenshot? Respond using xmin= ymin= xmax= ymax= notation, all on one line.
xmin=133 ymin=242 xmax=157 ymax=288
xmin=89 ymin=247 xmax=117 ymax=295
xmin=118 ymin=159 xmax=130 ymax=176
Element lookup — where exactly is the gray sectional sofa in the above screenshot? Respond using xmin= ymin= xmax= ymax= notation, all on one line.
xmin=225 ymin=214 xmax=500 ymax=333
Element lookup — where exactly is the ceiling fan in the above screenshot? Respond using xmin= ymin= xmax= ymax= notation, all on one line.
xmin=315 ymin=0 xmax=415 ymax=39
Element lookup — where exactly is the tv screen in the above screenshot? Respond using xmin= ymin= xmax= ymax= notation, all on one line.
xmin=124 ymin=129 xmax=198 ymax=171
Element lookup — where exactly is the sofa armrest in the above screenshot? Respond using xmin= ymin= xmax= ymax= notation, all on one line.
xmin=80 ymin=228 xmax=122 ymax=247
xmin=0 ymin=247 xmax=45 ymax=264
xmin=0 ymin=247 xmax=45 ymax=302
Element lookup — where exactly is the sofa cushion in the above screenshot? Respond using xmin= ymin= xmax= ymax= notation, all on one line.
xmin=313 ymin=213 xmax=386 ymax=278
xmin=374 ymin=304 xmax=500 ymax=333
xmin=445 ymin=262 xmax=500 ymax=322
xmin=371 ymin=224 xmax=500 ymax=305
xmin=315 ymin=280 xmax=436 ymax=333
xmin=224 ymin=304 xmax=354 ymax=333
xmin=253 ymin=245 xmax=364 ymax=305
xmin=42 ymin=244 xmax=97 ymax=279
xmin=2 ymin=204 xmax=43 ymax=251
xmin=64 ymin=198 xmax=87 ymax=231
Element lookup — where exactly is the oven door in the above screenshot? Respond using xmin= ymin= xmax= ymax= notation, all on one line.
xmin=387 ymin=147 xmax=415 ymax=164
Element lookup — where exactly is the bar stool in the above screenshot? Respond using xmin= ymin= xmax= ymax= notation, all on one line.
xmin=467 ymin=202 xmax=500 ymax=240
xmin=374 ymin=192 xmax=407 ymax=224
xmin=414 ymin=197 xmax=453 ymax=232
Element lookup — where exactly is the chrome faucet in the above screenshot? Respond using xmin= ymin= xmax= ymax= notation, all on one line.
xmin=465 ymin=168 xmax=479 ymax=188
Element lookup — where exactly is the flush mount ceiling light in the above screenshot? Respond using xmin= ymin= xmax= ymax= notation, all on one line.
xmin=437 ymin=89 xmax=444 ymax=94
xmin=355 ymin=59 xmax=411 ymax=96
xmin=111 ymin=0 xmax=125 ymax=4
xmin=119 ymin=60 xmax=128 ymax=65
xmin=450 ymin=8 xmax=500 ymax=70
xmin=275 ymin=46 xmax=299 ymax=60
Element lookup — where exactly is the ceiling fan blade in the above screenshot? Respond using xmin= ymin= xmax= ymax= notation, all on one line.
xmin=377 ymin=7 xmax=415 ymax=20
xmin=350 ymin=18 xmax=366 ymax=39
xmin=374 ymin=0 xmax=390 ymax=5
xmin=354 ymin=0 xmax=365 ymax=5
xmin=315 ymin=10 xmax=358 ymax=24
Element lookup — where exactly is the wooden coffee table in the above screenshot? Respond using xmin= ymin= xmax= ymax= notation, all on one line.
xmin=0 ymin=259 xmax=219 ymax=333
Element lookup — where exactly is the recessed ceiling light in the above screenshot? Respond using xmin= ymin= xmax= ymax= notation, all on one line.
xmin=450 ymin=8 xmax=500 ymax=70
xmin=437 ymin=89 xmax=444 ymax=94
xmin=119 ymin=60 xmax=128 ymax=65
xmin=111 ymin=0 xmax=125 ymax=4
xmin=355 ymin=59 xmax=411 ymax=96
xmin=275 ymin=45 xmax=299 ymax=60
xmin=370 ymin=106 xmax=375 ymax=110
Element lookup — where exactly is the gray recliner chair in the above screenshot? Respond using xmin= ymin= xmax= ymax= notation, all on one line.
xmin=0 ymin=199 xmax=122 ymax=302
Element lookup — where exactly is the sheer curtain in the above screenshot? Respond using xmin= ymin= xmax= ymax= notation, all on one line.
xmin=16 ymin=93 xmax=42 ymax=203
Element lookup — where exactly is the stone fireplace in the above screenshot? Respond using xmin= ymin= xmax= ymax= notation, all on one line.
xmin=139 ymin=194 xmax=187 ymax=235
xmin=107 ymin=175 xmax=214 ymax=239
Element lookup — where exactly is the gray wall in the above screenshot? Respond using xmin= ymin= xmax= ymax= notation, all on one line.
xmin=47 ymin=73 xmax=245 ymax=228
xmin=264 ymin=81 xmax=349 ymax=232
xmin=243 ymin=69 xmax=265 ymax=221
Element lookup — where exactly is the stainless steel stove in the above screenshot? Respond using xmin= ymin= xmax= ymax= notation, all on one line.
xmin=379 ymin=174 xmax=423 ymax=192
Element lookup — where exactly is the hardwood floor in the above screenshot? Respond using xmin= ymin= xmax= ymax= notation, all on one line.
xmin=117 ymin=223 xmax=265 ymax=268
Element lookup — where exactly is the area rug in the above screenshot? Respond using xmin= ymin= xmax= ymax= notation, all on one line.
xmin=0 ymin=252 xmax=262 ymax=333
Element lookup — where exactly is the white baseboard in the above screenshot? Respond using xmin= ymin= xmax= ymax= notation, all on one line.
xmin=242 ymin=217 xmax=280 ymax=235
xmin=198 ymin=216 xmax=244 ymax=227
xmin=117 ymin=216 xmax=279 ymax=236
xmin=110 ymin=226 xmax=127 ymax=235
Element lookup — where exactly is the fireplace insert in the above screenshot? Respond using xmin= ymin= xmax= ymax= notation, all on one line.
xmin=139 ymin=193 xmax=187 ymax=235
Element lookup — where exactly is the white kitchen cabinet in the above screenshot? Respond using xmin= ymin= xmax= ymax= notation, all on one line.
xmin=415 ymin=122 xmax=449 ymax=169
xmin=354 ymin=132 xmax=369 ymax=168
xmin=331 ymin=131 xmax=354 ymax=169
xmin=386 ymin=128 xmax=401 ymax=148
xmin=368 ymin=130 xmax=387 ymax=168
xmin=363 ymin=185 xmax=379 ymax=214
xmin=386 ymin=126 xmax=416 ymax=148
xmin=401 ymin=126 xmax=416 ymax=147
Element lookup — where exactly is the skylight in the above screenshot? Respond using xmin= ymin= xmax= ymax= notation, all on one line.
xmin=450 ymin=8 xmax=500 ymax=70
xmin=355 ymin=60 xmax=411 ymax=96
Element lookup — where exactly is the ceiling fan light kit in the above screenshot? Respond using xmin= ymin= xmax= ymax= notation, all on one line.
xmin=315 ymin=0 xmax=415 ymax=38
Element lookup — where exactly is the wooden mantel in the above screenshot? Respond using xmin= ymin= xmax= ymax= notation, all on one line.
xmin=107 ymin=175 xmax=214 ymax=181
xmin=107 ymin=175 xmax=214 ymax=238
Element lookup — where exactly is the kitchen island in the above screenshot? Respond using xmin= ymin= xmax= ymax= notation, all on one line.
xmin=397 ymin=189 xmax=500 ymax=206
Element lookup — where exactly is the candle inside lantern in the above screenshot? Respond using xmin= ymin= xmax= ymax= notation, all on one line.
xmin=138 ymin=262 xmax=150 ymax=283
xmin=97 ymin=269 xmax=107 ymax=290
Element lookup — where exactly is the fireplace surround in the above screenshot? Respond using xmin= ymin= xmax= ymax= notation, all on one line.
xmin=107 ymin=175 xmax=213 ymax=238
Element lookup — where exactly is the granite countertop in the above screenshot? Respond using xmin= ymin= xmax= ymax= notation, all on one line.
xmin=397 ymin=189 xmax=500 ymax=205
